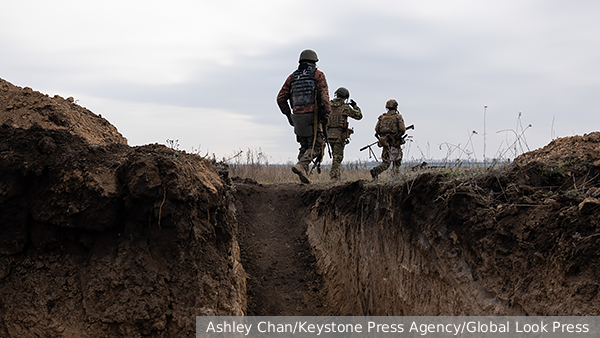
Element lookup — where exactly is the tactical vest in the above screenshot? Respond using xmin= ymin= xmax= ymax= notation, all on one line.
xmin=377 ymin=112 xmax=400 ymax=134
xmin=328 ymin=101 xmax=347 ymax=128
xmin=290 ymin=64 xmax=316 ymax=108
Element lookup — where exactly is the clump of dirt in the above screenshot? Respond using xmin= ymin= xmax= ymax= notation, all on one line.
xmin=0 ymin=79 xmax=245 ymax=337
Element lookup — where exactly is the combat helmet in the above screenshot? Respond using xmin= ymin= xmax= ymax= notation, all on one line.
xmin=334 ymin=87 xmax=350 ymax=99
xmin=299 ymin=49 xmax=319 ymax=63
xmin=385 ymin=99 xmax=398 ymax=110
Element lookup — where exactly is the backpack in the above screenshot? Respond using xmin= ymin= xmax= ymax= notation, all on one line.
xmin=377 ymin=113 xmax=399 ymax=134
xmin=290 ymin=64 xmax=316 ymax=108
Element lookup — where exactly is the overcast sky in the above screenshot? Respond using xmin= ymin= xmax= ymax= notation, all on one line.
xmin=2 ymin=0 xmax=599 ymax=164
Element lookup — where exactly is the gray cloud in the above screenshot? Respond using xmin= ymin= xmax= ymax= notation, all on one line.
xmin=1 ymin=0 xmax=599 ymax=163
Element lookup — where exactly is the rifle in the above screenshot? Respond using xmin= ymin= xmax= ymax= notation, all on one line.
xmin=360 ymin=124 xmax=415 ymax=161
xmin=319 ymin=100 xmax=331 ymax=159
xmin=310 ymin=97 xmax=331 ymax=175
xmin=398 ymin=124 xmax=415 ymax=144
xmin=384 ymin=124 xmax=414 ymax=144
xmin=360 ymin=141 xmax=379 ymax=161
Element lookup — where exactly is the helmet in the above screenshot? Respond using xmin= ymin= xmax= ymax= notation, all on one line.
xmin=299 ymin=49 xmax=318 ymax=63
xmin=334 ymin=87 xmax=350 ymax=99
xmin=385 ymin=99 xmax=398 ymax=110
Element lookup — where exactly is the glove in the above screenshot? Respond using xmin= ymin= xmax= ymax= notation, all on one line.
xmin=286 ymin=113 xmax=294 ymax=126
xmin=349 ymin=99 xmax=357 ymax=108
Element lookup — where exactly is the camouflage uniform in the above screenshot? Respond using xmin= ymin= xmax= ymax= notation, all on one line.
xmin=277 ymin=50 xmax=331 ymax=183
xmin=371 ymin=103 xmax=406 ymax=178
xmin=327 ymin=97 xmax=362 ymax=180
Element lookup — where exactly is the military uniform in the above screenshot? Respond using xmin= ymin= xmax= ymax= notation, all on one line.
xmin=371 ymin=100 xmax=406 ymax=178
xmin=327 ymin=93 xmax=362 ymax=180
xmin=277 ymin=49 xmax=331 ymax=183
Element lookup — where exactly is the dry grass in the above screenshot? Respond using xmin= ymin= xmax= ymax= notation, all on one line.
xmin=208 ymin=111 xmax=531 ymax=186
xmin=225 ymin=148 xmax=505 ymax=186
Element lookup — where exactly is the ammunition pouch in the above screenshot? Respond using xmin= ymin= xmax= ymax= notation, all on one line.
xmin=378 ymin=133 xmax=406 ymax=148
xmin=328 ymin=112 xmax=346 ymax=128
xmin=327 ymin=127 xmax=342 ymax=142
xmin=291 ymin=113 xmax=314 ymax=137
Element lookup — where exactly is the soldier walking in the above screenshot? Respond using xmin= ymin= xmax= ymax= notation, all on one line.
xmin=370 ymin=99 xmax=406 ymax=179
xmin=327 ymin=87 xmax=362 ymax=180
xmin=277 ymin=49 xmax=331 ymax=184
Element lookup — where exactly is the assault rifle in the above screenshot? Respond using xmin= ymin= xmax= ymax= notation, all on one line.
xmin=310 ymin=99 xmax=332 ymax=175
xmin=360 ymin=124 xmax=414 ymax=161
xmin=359 ymin=141 xmax=379 ymax=161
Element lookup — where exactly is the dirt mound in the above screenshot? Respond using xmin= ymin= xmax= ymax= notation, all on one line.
xmin=0 ymin=78 xmax=127 ymax=145
xmin=0 ymin=79 xmax=245 ymax=337
xmin=515 ymin=132 xmax=600 ymax=166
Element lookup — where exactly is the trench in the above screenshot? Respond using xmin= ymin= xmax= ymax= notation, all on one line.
xmin=234 ymin=181 xmax=329 ymax=315
xmin=234 ymin=174 xmax=600 ymax=317
xmin=233 ymin=177 xmax=494 ymax=316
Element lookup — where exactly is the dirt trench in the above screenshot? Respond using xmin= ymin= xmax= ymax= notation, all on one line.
xmin=233 ymin=180 xmax=330 ymax=316
xmin=234 ymin=133 xmax=600 ymax=316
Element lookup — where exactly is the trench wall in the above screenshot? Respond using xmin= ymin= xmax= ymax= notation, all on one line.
xmin=306 ymin=175 xmax=600 ymax=316
xmin=0 ymin=127 xmax=246 ymax=337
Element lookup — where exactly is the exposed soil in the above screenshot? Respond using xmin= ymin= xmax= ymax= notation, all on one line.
xmin=0 ymin=78 xmax=126 ymax=146
xmin=233 ymin=179 xmax=329 ymax=316
xmin=1 ymin=77 xmax=600 ymax=337
xmin=307 ymin=157 xmax=600 ymax=316
xmin=0 ymin=78 xmax=246 ymax=337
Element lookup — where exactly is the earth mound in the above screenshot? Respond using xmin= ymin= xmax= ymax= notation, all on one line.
xmin=515 ymin=132 xmax=600 ymax=166
xmin=0 ymin=79 xmax=245 ymax=337
xmin=0 ymin=78 xmax=126 ymax=145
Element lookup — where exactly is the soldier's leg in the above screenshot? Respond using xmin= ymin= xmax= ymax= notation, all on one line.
xmin=391 ymin=147 xmax=403 ymax=175
xmin=293 ymin=136 xmax=313 ymax=184
xmin=297 ymin=135 xmax=309 ymax=162
xmin=370 ymin=146 xmax=391 ymax=178
xmin=298 ymin=135 xmax=323 ymax=173
xmin=330 ymin=141 xmax=344 ymax=180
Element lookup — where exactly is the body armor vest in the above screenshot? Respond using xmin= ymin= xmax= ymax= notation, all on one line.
xmin=377 ymin=113 xmax=400 ymax=134
xmin=290 ymin=64 xmax=316 ymax=108
xmin=328 ymin=101 xmax=347 ymax=128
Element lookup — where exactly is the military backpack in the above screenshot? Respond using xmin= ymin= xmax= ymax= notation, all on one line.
xmin=290 ymin=64 xmax=316 ymax=108
xmin=377 ymin=113 xmax=400 ymax=135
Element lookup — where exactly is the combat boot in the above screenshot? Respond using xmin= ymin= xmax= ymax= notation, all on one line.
xmin=292 ymin=163 xmax=311 ymax=184
xmin=370 ymin=168 xmax=379 ymax=179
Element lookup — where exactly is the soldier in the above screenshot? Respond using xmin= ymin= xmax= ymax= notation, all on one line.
xmin=277 ymin=49 xmax=331 ymax=184
xmin=327 ymin=87 xmax=362 ymax=180
xmin=370 ymin=99 xmax=406 ymax=179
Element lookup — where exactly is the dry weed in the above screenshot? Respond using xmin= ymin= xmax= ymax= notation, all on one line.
xmin=226 ymin=147 xmax=503 ymax=186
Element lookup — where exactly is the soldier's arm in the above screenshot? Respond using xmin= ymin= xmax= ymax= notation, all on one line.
xmin=315 ymin=71 xmax=331 ymax=116
xmin=345 ymin=105 xmax=363 ymax=120
xmin=276 ymin=75 xmax=292 ymax=116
